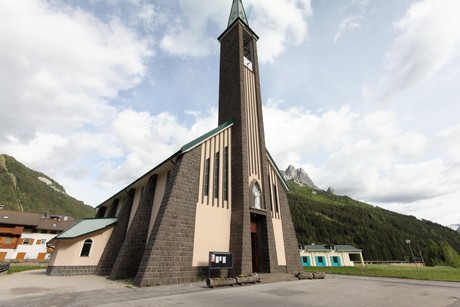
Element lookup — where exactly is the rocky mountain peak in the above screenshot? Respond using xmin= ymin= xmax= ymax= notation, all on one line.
xmin=450 ymin=224 xmax=460 ymax=233
xmin=284 ymin=165 xmax=297 ymax=178
xmin=281 ymin=165 xmax=320 ymax=190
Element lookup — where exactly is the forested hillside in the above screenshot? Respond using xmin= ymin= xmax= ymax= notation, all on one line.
xmin=288 ymin=182 xmax=460 ymax=263
xmin=0 ymin=154 xmax=96 ymax=218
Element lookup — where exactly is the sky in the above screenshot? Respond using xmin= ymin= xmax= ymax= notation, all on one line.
xmin=1 ymin=0 xmax=459 ymax=228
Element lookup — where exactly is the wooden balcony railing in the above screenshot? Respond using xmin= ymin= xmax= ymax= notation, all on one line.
xmin=0 ymin=226 xmax=24 ymax=235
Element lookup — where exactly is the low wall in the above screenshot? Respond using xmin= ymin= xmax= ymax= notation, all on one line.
xmin=46 ymin=265 xmax=97 ymax=276
xmin=6 ymin=260 xmax=49 ymax=267
xmin=364 ymin=261 xmax=424 ymax=267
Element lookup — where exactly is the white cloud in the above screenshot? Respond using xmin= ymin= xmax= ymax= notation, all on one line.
xmin=135 ymin=2 xmax=166 ymax=32
xmin=264 ymin=103 xmax=459 ymax=210
xmin=264 ymin=101 xmax=357 ymax=167
xmin=382 ymin=190 xmax=460 ymax=227
xmin=4 ymin=133 xmax=68 ymax=165
xmin=264 ymin=102 xmax=460 ymax=227
xmin=4 ymin=106 xmax=216 ymax=206
xmin=334 ymin=0 xmax=373 ymax=44
xmin=99 ymin=107 xmax=216 ymax=191
xmin=333 ymin=0 xmax=369 ymax=43
xmin=1 ymin=0 xmax=458 ymax=230
xmin=0 ymin=0 xmax=152 ymax=141
xmin=249 ymin=0 xmax=312 ymax=63
xmin=160 ymin=26 xmax=215 ymax=58
xmin=351 ymin=0 xmax=368 ymax=8
xmin=436 ymin=125 xmax=460 ymax=162
xmin=334 ymin=15 xmax=361 ymax=43
xmin=159 ymin=0 xmax=312 ymax=62
xmin=159 ymin=0 xmax=225 ymax=57
xmin=383 ymin=0 xmax=460 ymax=98
xmin=0 ymin=0 xmax=152 ymax=204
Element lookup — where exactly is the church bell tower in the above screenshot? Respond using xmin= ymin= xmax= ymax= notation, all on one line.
xmin=218 ymin=0 xmax=290 ymax=275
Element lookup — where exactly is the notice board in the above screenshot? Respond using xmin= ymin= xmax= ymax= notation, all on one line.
xmin=209 ymin=251 xmax=233 ymax=269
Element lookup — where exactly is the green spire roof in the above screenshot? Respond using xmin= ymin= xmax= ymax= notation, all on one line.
xmin=228 ymin=0 xmax=249 ymax=27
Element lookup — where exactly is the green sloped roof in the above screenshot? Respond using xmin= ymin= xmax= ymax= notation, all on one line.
xmin=228 ymin=0 xmax=249 ymax=27
xmin=97 ymin=120 xmax=233 ymax=208
xmin=335 ymin=245 xmax=362 ymax=252
xmin=303 ymin=245 xmax=331 ymax=252
xmin=50 ymin=218 xmax=117 ymax=242
xmin=218 ymin=0 xmax=258 ymax=41
xmin=181 ymin=119 xmax=234 ymax=153
xmin=266 ymin=150 xmax=290 ymax=191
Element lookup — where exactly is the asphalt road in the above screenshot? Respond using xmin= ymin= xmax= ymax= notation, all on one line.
xmin=1 ymin=270 xmax=459 ymax=307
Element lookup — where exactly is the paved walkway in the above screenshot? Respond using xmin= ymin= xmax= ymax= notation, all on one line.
xmin=1 ymin=270 xmax=459 ymax=306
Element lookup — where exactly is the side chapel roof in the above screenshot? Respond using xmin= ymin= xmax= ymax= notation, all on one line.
xmin=48 ymin=218 xmax=117 ymax=243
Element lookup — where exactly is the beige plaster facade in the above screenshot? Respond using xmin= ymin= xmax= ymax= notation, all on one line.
xmin=49 ymin=227 xmax=113 ymax=267
xmin=128 ymin=187 xmax=143 ymax=229
xmin=147 ymin=171 xmax=168 ymax=240
xmin=244 ymin=66 xmax=262 ymax=186
xmin=272 ymin=218 xmax=286 ymax=265
xmin=192 ymin=128 xmax=232 ymax=267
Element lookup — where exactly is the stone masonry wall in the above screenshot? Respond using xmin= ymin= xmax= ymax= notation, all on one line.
xmin=46 ymin=265 xmax=96 ymax=276
xmin=219 ymin=23 xmax=253 ymax=276
xmin=106 ymin=198 xmax=119 ymax=218
xmin=109 ymin=175 xmax=158 ymax=279
xmin=134 ymin=146 xmax=202 ymax=286
xmin=95 ymin=190 xmax=134 ymax=276
xmin=253 ymin=27 xmax=282 ymax=273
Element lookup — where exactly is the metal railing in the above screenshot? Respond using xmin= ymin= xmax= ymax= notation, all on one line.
xmin=0 ymin=263 xmax=10 ymax=274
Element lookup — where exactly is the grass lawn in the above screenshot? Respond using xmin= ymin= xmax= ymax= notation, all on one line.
xmin=8 ymin=265 xmax=47 ymax=274
xmin=305 ymin=265 xmax=460 ymax=282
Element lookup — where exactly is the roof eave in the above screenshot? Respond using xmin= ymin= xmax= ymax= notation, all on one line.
xmin=266 ymin=150 xmax=290 ymax=191
xmin=96 ymin=120 xmax=234 ymax=209
xmin=96 ymin=151 xmax=181 ymax=209
xmin=181 ymin=119 xmax=234 ymax=153
xmin=49 ymin=218 xmax=117 ymax=244
xmin=218 ymin=18 xmax=259 ymax=42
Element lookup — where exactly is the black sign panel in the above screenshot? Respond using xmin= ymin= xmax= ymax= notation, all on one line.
xmin=209 ymin=251 xmax=233 ymax=269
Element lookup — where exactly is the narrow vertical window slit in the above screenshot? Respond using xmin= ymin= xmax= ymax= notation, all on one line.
xmin=223 ymin=147 xmax=228 ymax=201
xmin=204 ymin=158 xmax=210 ymax=197
xmin=214 ymin=152 xmax=220 ymax=199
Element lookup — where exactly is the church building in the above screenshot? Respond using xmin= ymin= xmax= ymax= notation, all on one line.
xmin=47 ymin=0 xmax=302 ymax=286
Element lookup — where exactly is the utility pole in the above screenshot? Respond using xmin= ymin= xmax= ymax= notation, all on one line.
xmin=406 ymin=239 xmax=421 ymax=278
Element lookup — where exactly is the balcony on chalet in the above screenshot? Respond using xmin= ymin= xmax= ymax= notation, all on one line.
xmin=0 ymin=242 xmax=17 ymax=249
xmin=0 ymin=226 xmax=24 ymax=235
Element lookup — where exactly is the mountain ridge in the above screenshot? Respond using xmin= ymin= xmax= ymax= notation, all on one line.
xmin=3 ymin=155 xmax=459 ymax=264
xmin=287 ymin=181 xmax=460 ymax=263
xmin=0 ymin=154 xmax=95 ymax=218
xmin=282 ymin=164 xmax=459 ymax=231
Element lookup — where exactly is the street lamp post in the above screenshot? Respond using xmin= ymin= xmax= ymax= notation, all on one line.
xmin=406 ymin=239 xmax=421 ymax=278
